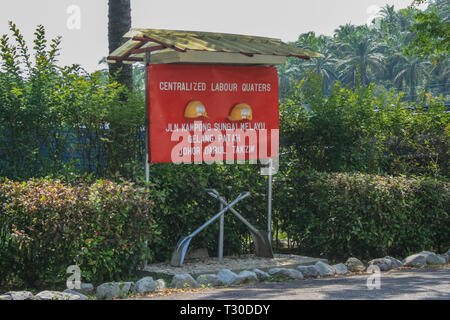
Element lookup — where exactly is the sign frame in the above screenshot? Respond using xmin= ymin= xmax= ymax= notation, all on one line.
xmin=146 ymin=63 xmax=280 ymax=164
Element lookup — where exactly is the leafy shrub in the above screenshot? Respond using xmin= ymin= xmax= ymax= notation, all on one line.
xmin=280 ymin=72 xmax=449 ymax=178
xmin=0 ymin=22 xmax=145 ymax=181
xmin=276 ymin=170 xmax=449 ymax=261
xmin=1 ymin=170 xmax=448 ymax=289
xmin=0 ymin=169 xmax=267 ymax=289
xmin=0 ymin=178 xmax=155 ymax=288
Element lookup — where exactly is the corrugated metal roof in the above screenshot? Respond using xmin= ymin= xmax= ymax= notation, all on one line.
xmin=107 ymin=28 xmax=323 ymax=64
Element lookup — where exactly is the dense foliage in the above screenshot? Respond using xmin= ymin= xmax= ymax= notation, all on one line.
xmin=406 ymin=0 xmax=449 ymax=57
xmin=278 ymin=0 xmax=449 ymax=102
xmin=0 ymin=178 xmax=155 ymax=288
xmin=0 ymin=22 xmax=145 ymax=180
xmin=0 ymin=2 xmax=449 ymax=289
xmin=281 ymin=72 xmax=449 ymax=178
xmin=274 ymin=170 xmax=449 ymax=262
xmin=1 ymin=165 xmax=448 ymax=288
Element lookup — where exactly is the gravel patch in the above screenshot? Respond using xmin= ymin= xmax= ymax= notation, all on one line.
xmin=142 ymin=254 xmax=327 ymax=277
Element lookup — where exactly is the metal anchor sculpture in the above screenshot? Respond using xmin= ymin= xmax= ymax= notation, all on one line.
xmin=170 ymin=189 xmax=273 ymax=267
xmin=170 ymin=191 xmax=250 ymax=267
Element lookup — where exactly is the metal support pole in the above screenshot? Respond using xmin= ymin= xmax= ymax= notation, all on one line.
xmin=144 ymin=52 xmax=151 ymax=269
xmin=267 ymin=158 xmax=273 ymax=245
xmin=145 ymin=146 xmax=150 ymax=182
xmin=218 ymin=202 xmax=224 ymax=261
xmin=144 ymin=52 xmax=151 ymax=184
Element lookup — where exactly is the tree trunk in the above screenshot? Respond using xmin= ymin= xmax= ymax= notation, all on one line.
xmin=360 ymin=59 xmax=368 ymax=86
xmin=410 ymin=64 xmax=417 ymax=102
xmin=108 ymin=0 xmax=133 ymax=92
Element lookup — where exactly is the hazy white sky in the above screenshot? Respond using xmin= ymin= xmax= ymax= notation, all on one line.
xmin=0 ymin=0 xmax=424 ymax=72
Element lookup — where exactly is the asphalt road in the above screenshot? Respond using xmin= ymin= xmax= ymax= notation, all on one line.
xmin=134 ymin=266 xmax=450 ymax=300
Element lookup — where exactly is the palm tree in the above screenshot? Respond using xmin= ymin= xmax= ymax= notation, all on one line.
xmin=335 ymin=30 xmax=387 ymax=86
xmin=108 ymin=0 xmax=133 ymax=92
xmin=382 ymin=31 xmax=417 ymax=89
xmin=426 ymin=57 xmax=450 ymax=97
xmin=393 ymin=55 xmax=431 ymax=101
xmin=333 ymin=24 xmax=357 ymax=41
xmin=397 ymin=7 xmax=417 ymax=32
xmin=303 ymin=45 xmax=338 ymax=94
xmin=380 ymin=5 xmax=398 ymax=31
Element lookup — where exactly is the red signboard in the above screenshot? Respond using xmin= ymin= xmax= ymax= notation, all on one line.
xmin=147 ymin=64 xmax=279 ymax=163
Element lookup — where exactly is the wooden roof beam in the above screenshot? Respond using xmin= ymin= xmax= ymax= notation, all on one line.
xmin=107 ymin=56 xmax=143 ymax=62
xmin=133 ymin=35 xmax=187 ymax=53
xmin=131 ymin=45 xmax=167 ymax=54
xmin=117 ymin=38 xmax=150 ymax=62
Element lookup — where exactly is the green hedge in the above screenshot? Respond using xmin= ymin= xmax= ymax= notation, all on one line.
xmin=0 ymin=178 xmax=155 ymax=288
xmin=1 ymin=171 xmax=448 ymax=289
xmin=0 ymin=169 xmax=266 ymax=289
xmin=276 ymin=170 xmax=449 ymax=261
xmin=280 ymin=72 xmax=449 ymax=178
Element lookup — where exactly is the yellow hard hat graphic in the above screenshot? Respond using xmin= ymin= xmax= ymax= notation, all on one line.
xmin=184 ymin=100 xmax=208 ymax=118
xmin=227 ymin=103 xmax=252 ymax=121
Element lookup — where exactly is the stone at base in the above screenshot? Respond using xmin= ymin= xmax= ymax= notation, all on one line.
xmin=404 ymin=253 xmax=428 ymax=267
xmin=332 ymin=263 xmax=348 ymax=275
xmin=345 ymin=257 xmax=365 ymax=272
xmin=314 ymin=261 xmax=336 ymax=276
xmin=268 ymin=268 xmax=303 ymax=280
xmin=384 ymin=256 xmax=403 ymax=269
xmin=367 ymin=258 xmax=392 ymax=271
xmin=4 ymin=291 xmax=34 ymax=300
xmin=217 ymin=269 xmax=238 ymax=286
xmin=196 ymin=274 xmax=223 ymax=287
xmin=64 ymin=289 xmax=89 ymax=300
xmin=35 ymin=291 xmax=80 ymax=300
xmin=96 ymin=282 xmax=134 ymax=299
xmin=253 ymin=268 xmax=270 ymax=281
xmin=420 ymin=251 xmax=446 ymax=265
xmin=232 ymin=270 xmax=258 ymax=285
xmin=171 ymin=274 xmax=199 ymax=289
xmin=78 ymin=283 xmax=94 ymax=295
xmin=297 ymin=265 xmax=319 ymax=278
xmin=134 ymin=277 xmax=159 ymax=293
